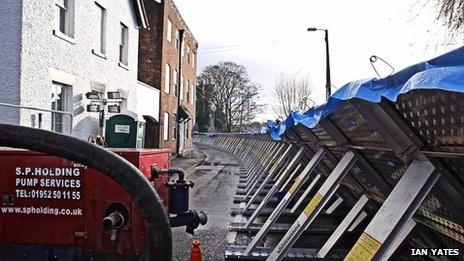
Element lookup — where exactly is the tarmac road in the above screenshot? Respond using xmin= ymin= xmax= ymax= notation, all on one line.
xmin=172 ymin=144 xmax=240 ymax=260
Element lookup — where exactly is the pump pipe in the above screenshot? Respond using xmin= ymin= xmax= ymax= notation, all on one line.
xmin=169 ymin=210 xmax=208 ymax=235
xmin=151 ymin=167 xmax=186 ymax=182
xmin=150 ymin=166 xmax=208 ymax=234
xmin=102 ymin=212 xmax=126 ymax=230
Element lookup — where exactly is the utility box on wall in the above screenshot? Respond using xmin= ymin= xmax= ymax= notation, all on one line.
xmin=105 ymin=113 xmax=145 ymax=148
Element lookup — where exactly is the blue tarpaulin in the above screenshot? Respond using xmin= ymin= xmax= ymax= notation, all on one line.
xmin=267 ymin=46 xmax=464 ymax=140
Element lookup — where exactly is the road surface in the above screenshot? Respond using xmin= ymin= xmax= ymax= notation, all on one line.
xmin=172 ymin=144 xmax=240 ymax=260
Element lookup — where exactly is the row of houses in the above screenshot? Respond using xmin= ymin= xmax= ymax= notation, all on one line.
xmin=0 ymin=0 xmax=197 ymax=155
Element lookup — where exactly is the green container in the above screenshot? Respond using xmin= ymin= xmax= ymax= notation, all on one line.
xmin=105 ymin=114 xmax=145 ymax=148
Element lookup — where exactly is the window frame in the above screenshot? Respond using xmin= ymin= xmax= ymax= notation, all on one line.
xmin=175 ymin=30 xmax=180 ymax=50
xmin=163 ymin=112 xmax=169 ymax=141
xmin=186 ymin=79 xmax=190 ymax=102
xmin=180 ymin=75 xmax=184 ymax=100
xmin=95 ymin=2 xmax=107 ymax=55
xmin=119 ymin=22 xmax=129 ymax=66
xmin=191 ymin=52 xmax=196 ymax=68
xmin=165 ymin=64 xmax=171 ymax=94
xmin=172 ymin=114 xmax=177 ymax=140
xmin=173 ymin=69 xmax=178 ymax=96
xmin=167 ymin=19 xmax=173 ymax=43
xmin=181 ymin=41 xmax=185 ymax=57
xmin=54 ymin=0 xmax=75 ymax=40
xmin=51 ymin=81 xmax=72 ymax=134
xmin=190 ymin=83 xmax=194 ymax=105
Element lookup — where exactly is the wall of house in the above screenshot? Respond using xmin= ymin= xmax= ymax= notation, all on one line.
xmin=160 ymin=0 xmax=198 ymax=154
xmin=138 ymin=0 xmax=198 ymax=155
xmin=19 ymin=0 xmax=141 ymax=140
xmin=137 ymin=81 xmax=160 ymax=121
xmin=0 ymin=0 xmax=23 ymax=125
xmin=138 ymin=0 xmax=164 ymax=90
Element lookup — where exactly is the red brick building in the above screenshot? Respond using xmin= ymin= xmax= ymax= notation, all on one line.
xmin=138 ymin=0 xmax=198 ymax=155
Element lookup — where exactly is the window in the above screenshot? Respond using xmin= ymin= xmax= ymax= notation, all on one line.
xmin=191 ymin=121 xmax=194 ymax=138
xmin=163 ymin=112 xmax=169 ymax=141
xmin=51 ymin=82 xmax=72 ymax=134
xmin=186 ymin=79 xmax=190 ymax=102
xmin=173 ymin=70 xmax=178 ymax=96
xmin=95 ymin=3 xmax=106 ymax=55
xmin=172 ymin=114 xmax=177 ymax=140
xmin=187 ymin=46 xmax=190 ymax=63
xmin=167 ymin=19 xmax=172 ymax=43
xmin=55 ymin=0 xmax=74 ymax=38
xmin=119 ymin=23 xmax=129 ymax=66
xmin=191 ymin=52 xmax=196 ymax=68
xmin=181 ymin=41 xmax=185 ymax=57
xmin=190 ymin=83 xmax=194 ymax=105
xmin=192 ymin=118 xmax=195 ymax=138
xmin=180 ymin=75 xmax=184 ymax=100
xmin=175 ymin=30 xmax=180 ymax=49
xmin=165 ymin=64 xmax=171 ymax=94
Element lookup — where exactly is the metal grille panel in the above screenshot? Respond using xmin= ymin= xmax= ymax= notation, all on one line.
xmin=440 ymin=157 xmax=464 ymax=185
xmin=311 ymin=124 xmax=335 ymax=144
xmin=394 ymin=90 xmax=464 ymax=153
xmin=358 ymin=149 xmax=408 ymax=187
xmin=293 ymin=124 xmax=318 ymax=144
xmin=329 ymin=101 xmax=388 ymax=149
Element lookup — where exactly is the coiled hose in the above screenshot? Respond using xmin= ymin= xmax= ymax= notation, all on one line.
xmin=0 ymin=124 xmax=172 ymax=260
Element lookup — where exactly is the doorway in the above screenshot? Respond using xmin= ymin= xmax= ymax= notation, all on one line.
xmin=143 ymin=115 xmax=160 ymax=148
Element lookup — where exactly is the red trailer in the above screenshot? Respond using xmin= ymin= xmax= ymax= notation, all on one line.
xmin=0 ymin=148 xmax=172 ymax=260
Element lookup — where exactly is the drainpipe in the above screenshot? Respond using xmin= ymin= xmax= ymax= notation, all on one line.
xmin=176 ymin=29 xmax=185 ymax=156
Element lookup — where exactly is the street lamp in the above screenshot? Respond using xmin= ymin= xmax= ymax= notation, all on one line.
xmin=307 ymin=27 xmax=331 ymax=101
xmin=86 ymin=91 xmax=122 ymax=135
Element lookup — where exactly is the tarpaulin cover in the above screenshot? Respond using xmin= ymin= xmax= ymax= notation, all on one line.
xmin=267 ymin=46 xmax=464 ymax=140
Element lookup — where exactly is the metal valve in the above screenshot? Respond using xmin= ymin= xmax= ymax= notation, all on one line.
xmin=102 ymin=204 xmax=129 ymax=243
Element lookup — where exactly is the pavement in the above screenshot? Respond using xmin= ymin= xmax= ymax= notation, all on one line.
xmin=170 ymin=149 xmax=207 ymax=173
xmin=170 ymin=144 xmax=240 ymax=260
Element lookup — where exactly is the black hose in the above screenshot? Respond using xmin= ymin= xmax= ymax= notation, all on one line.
xmin=169 ymin=210 xmax=208 ymax=228
xmin=151 ymin=167 xmax=186 ymax=182
xmin=0 ymin=124 xmax=171 ymax=260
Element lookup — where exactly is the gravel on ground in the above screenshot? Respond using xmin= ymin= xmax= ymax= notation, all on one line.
xmin=171 ymin=144 xmax=240 ymax=260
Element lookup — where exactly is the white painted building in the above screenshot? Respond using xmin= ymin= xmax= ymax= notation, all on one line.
xmin=0 ymin=0 xmax=160 ymax=141
xmin=137 ymin=81 xmax=160 ymax=122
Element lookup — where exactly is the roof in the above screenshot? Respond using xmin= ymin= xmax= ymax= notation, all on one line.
xmin=132 ymin=0 xmax=149 ymax=28
xmin=267 ymin=46 xmax=464 ymax=140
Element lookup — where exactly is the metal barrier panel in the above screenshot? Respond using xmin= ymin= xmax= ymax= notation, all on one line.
xmin=194 ymin=88 xmax=464 ymax=260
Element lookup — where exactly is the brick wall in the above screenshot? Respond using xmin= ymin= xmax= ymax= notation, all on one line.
xmin=139 ymin=0 xmax=198 ymax=155
xmin=138 ymin=1 xmax=164 ymax=89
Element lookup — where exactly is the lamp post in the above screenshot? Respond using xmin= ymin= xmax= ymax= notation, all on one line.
xmin=85 ymin=91 xmax=122 ymax=136
xmin=307 ymin=27 xmax=331 ymax=101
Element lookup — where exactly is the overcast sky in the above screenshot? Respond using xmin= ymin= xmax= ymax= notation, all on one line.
xmin=174 ymin=0 xmax=462 ymax=121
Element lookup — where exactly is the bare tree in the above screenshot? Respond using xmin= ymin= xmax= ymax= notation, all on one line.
xmin=273 ymin=74 xmax=314 ymax=119
xmin=435 ymin=0 xmax=464 ymax=33
xmin=198 ymin=62 xmax=261 ymax=132
xmin=234 ymin=92 xmax=261 ymax=132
